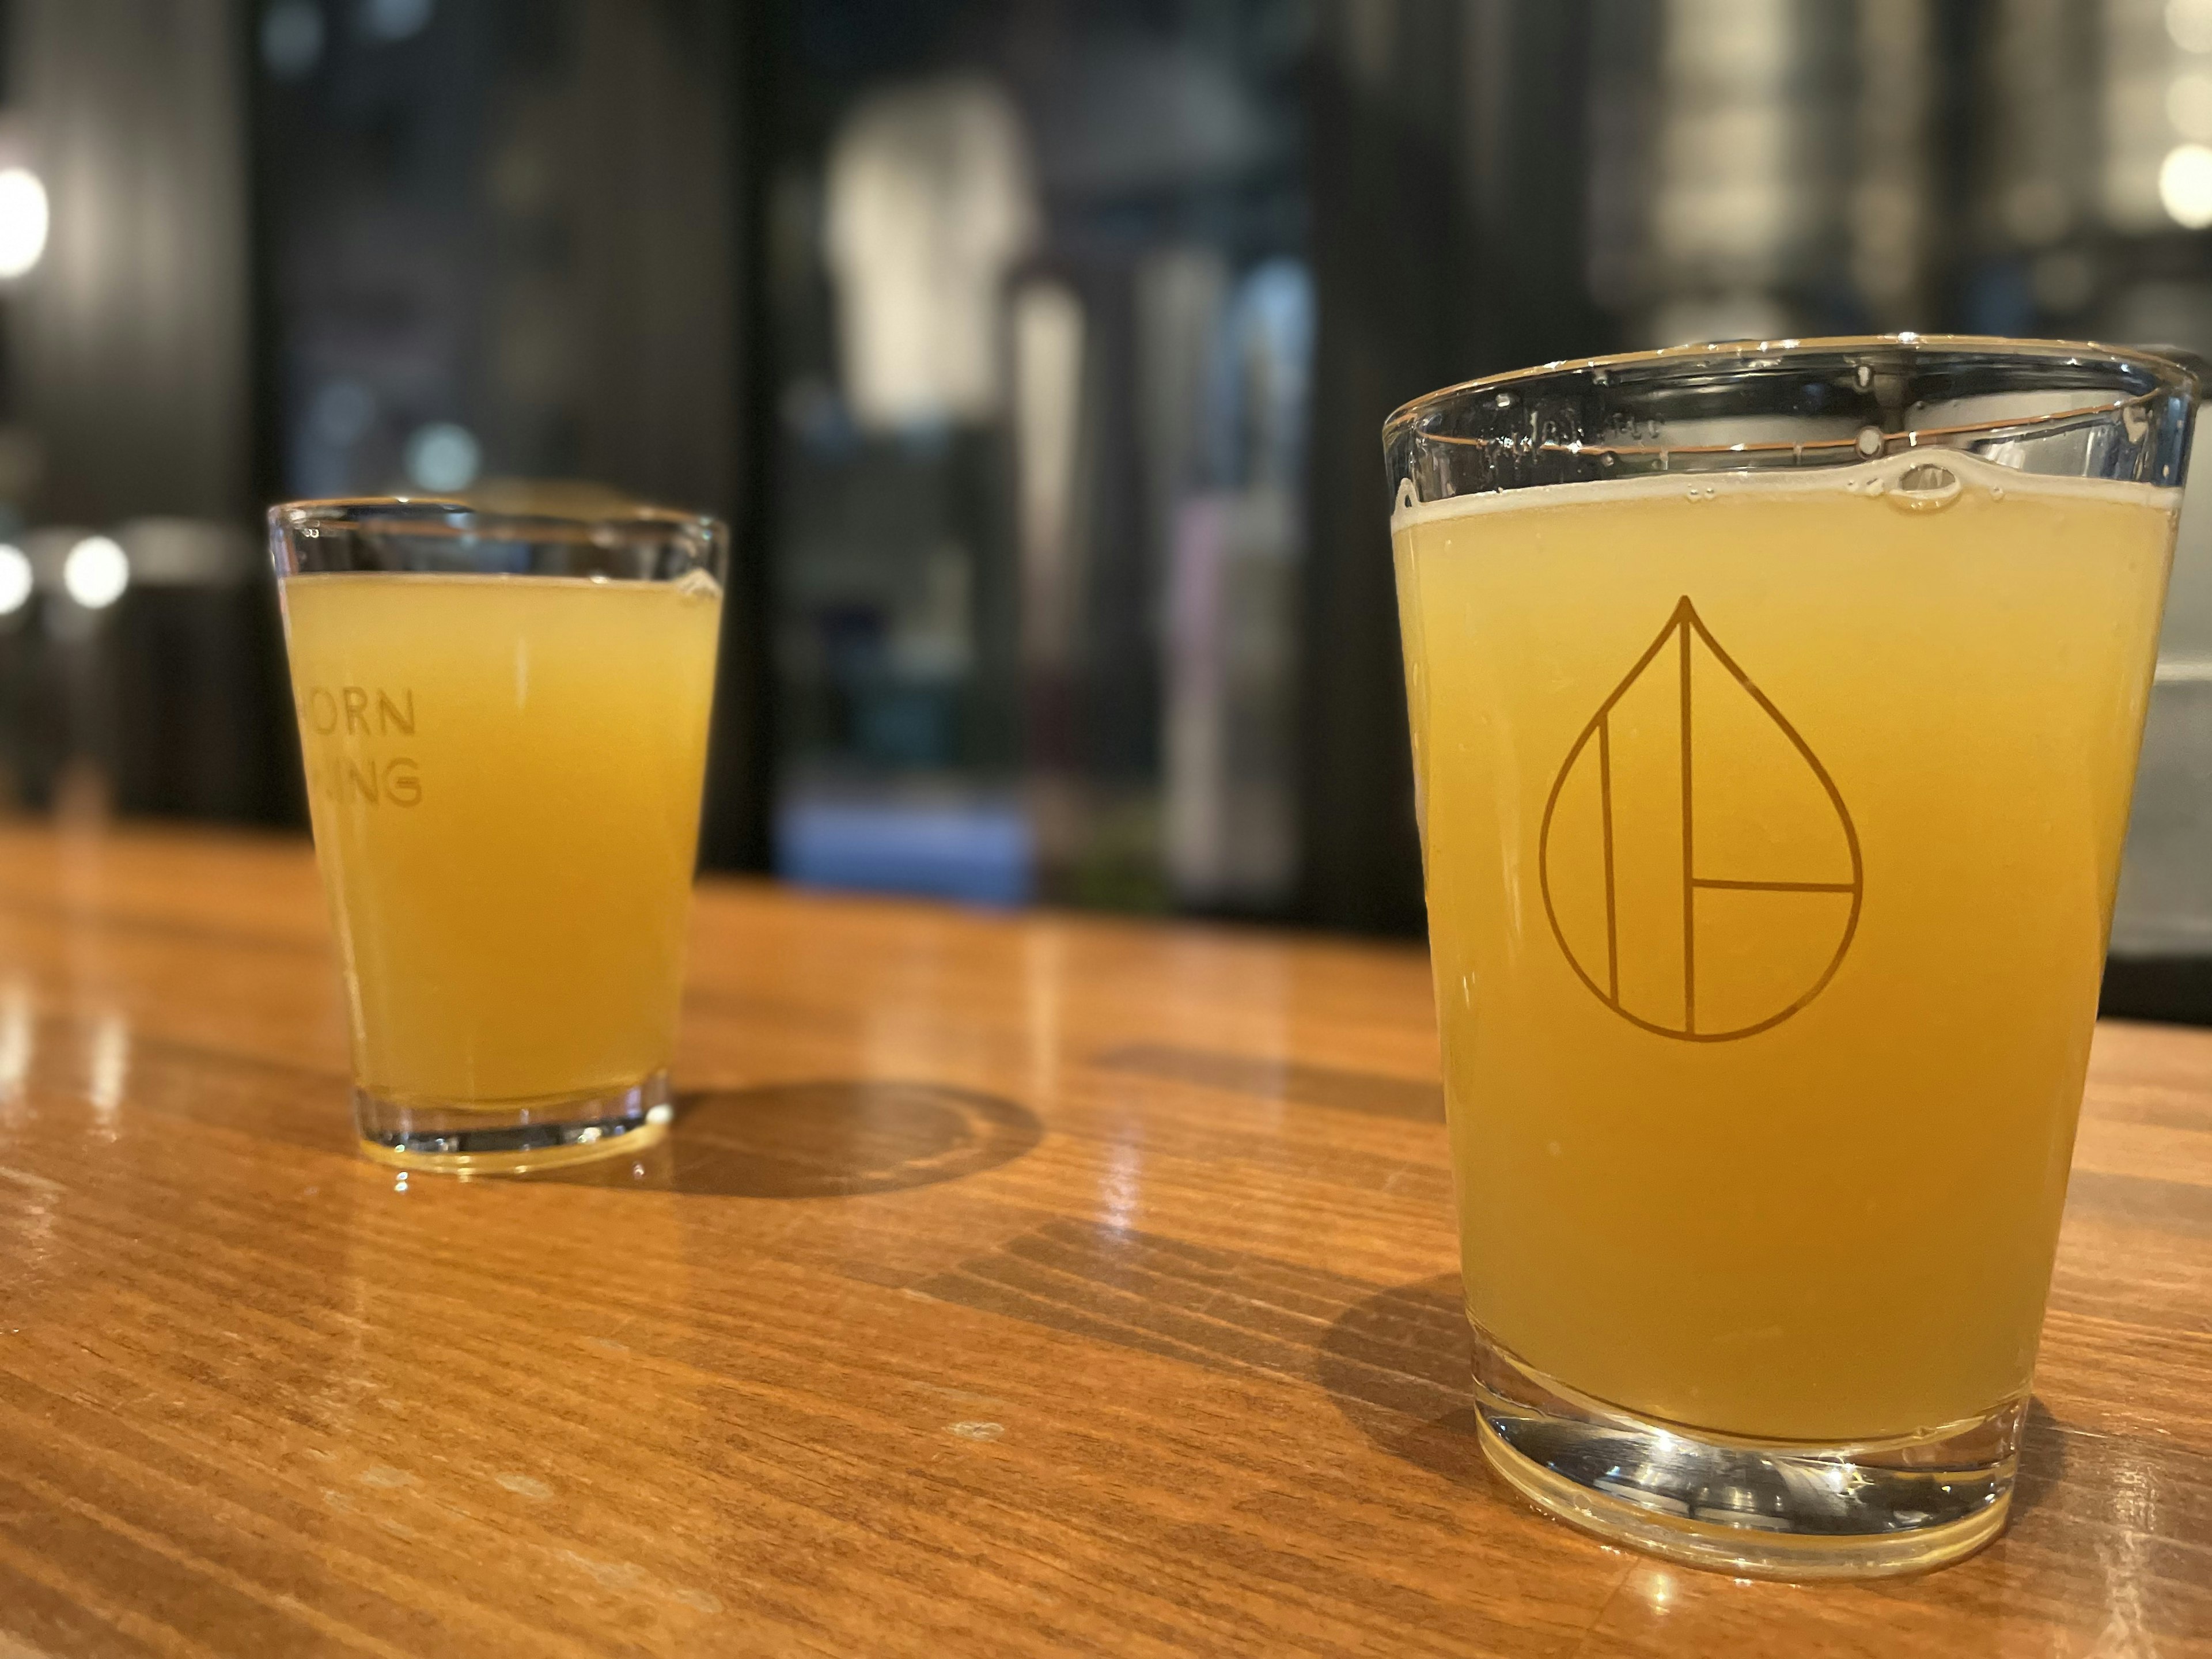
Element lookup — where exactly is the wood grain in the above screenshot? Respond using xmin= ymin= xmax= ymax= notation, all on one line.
xmin=0 ymin=823 xmax=2205 ymax=1657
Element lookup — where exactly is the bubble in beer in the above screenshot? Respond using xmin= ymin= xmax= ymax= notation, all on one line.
xmin=1888 ymin=462 xmax=1963 ymax=514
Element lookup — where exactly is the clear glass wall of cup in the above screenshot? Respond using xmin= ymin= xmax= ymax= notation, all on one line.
xmin=268 ymin=500 xmax=727 ymax=1175
xmin=1382 ymin=338 xmax=2196 ymax=1577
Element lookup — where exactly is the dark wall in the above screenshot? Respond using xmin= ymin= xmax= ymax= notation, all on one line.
xmin=0 ymin=0 xmax=296 ymax=824
xmin=1300 ymin=1 xmax=1610 ymax=935
xmin=9 ymin=0 xmax=252 ymax=527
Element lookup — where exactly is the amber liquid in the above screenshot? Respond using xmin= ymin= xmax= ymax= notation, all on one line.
xmin=281 ymin=573 xmax=722 ymax=1108
xmin=1392 ymin=455 xmax=2175 ymax=1441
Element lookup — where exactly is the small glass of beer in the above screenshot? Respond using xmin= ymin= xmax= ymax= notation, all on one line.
xmin=1382 ymin=337 xmax=2195 ymax=1577
xmin=268 ymin=499 xmax=726 ymax=1175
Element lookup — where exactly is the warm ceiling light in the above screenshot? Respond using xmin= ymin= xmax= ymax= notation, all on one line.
xmin=0 ymin=169 xmax=48 ymax=279
xmin=0 ymin=544 xmax=28 ymax=615
xmin=2161 ymin=143 xmax=2212 ymax=228
xmin=63 ymin=535 xmax=128 ymax=609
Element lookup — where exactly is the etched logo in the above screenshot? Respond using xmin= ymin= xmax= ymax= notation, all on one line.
xmin=301 ymin=684 xmax=421 ymax=809
xmin=1537 ymin=597 xmax=1861 ymax=1041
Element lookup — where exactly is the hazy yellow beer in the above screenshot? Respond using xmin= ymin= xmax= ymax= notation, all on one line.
xmin=1395 ymin=454 xmax=2173 ymax=1441
xmin=1382 ymin=334 xmax=2208 ymax=1578
xmin=270 ymin=495 xmax=729 ymax=1176
xmin=283 ymin=572 xmax=721 ymax=1111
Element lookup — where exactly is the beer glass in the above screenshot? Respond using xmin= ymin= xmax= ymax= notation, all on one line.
xmin=1383 ymin=337 xmax=2195 ymax=1575
xmin=270 ymin=500 xmax=726 ymax=1175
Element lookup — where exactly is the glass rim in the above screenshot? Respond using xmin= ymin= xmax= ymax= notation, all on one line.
xmin=268 ymin=494 xmax=728 ymax=544
xmin=1381 ymin=334 xmax=2202 ymax=457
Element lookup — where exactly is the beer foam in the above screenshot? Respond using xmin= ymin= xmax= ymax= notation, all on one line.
xmin=1390 ymin=448 xmax=2179 ymax=532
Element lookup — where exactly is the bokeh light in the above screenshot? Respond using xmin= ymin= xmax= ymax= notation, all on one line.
xmin=62 ymin=535 xmax=129 ymax=609
xmin=0 ymin=544 xmax=30 ymax=615
xmin=403 ymin=422 xmax=481 ymax=493
xmin=0 ymin=169 xmax=50 ymax=279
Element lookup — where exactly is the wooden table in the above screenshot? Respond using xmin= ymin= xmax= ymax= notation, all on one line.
xmin=0 ymin=824 xmax=2206 ymax=1657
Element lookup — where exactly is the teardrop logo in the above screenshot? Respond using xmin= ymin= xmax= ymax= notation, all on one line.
xmin=1538 ymin=597 xmax=1862 ymax=1041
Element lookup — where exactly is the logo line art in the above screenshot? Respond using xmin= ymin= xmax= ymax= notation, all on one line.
xmin=1539 ymin=596 xmax=1864 ymax=1042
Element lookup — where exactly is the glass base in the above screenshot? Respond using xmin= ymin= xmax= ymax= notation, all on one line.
xmin=354 ymin=1070 xmax=675 ymax=1176
xmin=1471 ymin=1324 xmax=2017 ymax=1580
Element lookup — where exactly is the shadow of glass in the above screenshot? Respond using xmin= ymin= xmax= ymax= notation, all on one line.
xmin=1313 ymin=1272 xmax=1491 ymax=1487
xmin=2009 ymin=1396 xmax=2069 ymax=1522
xmin=544 ymin=1080 xmax=1043 ymax=1198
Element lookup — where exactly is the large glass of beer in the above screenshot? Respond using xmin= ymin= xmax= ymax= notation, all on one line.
xmin=1383 ymin=338 xmax=2195 ymax=1576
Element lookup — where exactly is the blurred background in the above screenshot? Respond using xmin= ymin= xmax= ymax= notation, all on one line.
xmin=7 ymin=0 xmax=2212 ymax=1015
